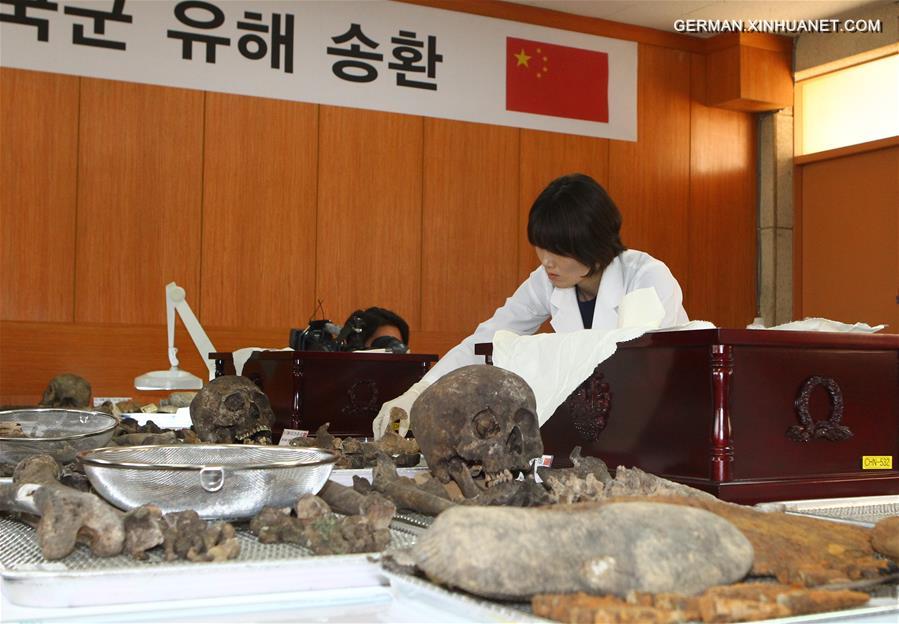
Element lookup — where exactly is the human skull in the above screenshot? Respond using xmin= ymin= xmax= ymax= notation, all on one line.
xmin=39 ymin=373 xmax=91 ymax=408
xmin=411 ymin=365 xmax=543 ymax=496
xmin=189 ymin=376 xmax=274 ymax=444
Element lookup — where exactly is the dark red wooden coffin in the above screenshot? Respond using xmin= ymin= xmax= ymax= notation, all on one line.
xmin=476 ymin=329 xmax=899 ymax=504
xmin=211 ymin=350 xmax=437 ymax=440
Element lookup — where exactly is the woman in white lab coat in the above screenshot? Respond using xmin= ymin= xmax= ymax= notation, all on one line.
xmin=373 ymin=173 xmax=688 ymax=437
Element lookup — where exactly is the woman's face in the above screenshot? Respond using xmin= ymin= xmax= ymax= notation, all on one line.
xmin=535 ymin=247 xmax=592 ymax=288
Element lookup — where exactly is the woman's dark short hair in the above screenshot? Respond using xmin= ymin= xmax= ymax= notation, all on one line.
xmin=345 ymin=307 xmax=410 ymax=346
xmin=527 ymin=173 xmax=626 ymax=275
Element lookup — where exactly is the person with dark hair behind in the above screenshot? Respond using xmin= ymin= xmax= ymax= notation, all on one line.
xmin=373 ymin=173 xmax=689 ymax=438
xmin=343 ymin=307 xmax=410 ymax=353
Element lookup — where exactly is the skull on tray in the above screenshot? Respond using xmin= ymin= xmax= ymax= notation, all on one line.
xmin=410 ymin=365 xmax=543 ymax=498
xmin=189 ymin=376 xmax=274 ymax=444
xmin=39 ymin=373 xmax=92 ymax=409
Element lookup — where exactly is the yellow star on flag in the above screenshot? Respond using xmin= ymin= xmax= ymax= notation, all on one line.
xmin=514 ymin=49 xmax=531 ymax=67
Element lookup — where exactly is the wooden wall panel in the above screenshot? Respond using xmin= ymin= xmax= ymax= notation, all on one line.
xmin=0 ymin=320 xmax=465 ymax=406
xmin=687 ymin=53 xmax=757 ymax=328
xmin=201 ymin=93 xmax=318 ymax=329
xmin=608 ymin=44 xmax=692 ymax=295
xmin=316 ymin=106 xmax=423 ymax=329
xmin=421 ymin=119 xmax=519 ymax=334
xmin=517 ymin=130 xmax=609 ymax=282
xmin=0 ymin=68 xmax=79 ymax=322
xmin=800 ymin=146 xmax=898 ymax=330
xmin=74 ymin=79 xmax=203 ymax=324
xmin=0 ymin=320 xmax=287 ymax=406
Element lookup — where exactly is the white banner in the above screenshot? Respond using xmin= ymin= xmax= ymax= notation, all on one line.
xmin=1 ymin=0 xmax=637 ymax=140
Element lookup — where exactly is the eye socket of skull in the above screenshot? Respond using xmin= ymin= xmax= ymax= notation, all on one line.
xmin=224 ymin=392 xmax=247 ymax=413
xmin=473 ymin=408 xmax=501 ymax=439
xmin=507 ymin=422 xmax=524 ymax=455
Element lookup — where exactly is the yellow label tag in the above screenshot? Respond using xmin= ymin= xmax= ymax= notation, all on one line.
xmin=862 ymin=456 xmax=893 ymax=470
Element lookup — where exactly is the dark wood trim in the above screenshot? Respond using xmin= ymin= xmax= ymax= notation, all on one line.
xmin=476 ymin=328 xmax=899 ymax=355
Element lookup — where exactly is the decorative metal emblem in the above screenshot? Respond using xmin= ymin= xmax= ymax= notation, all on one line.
xmin=787 ymin=376 xmax=853 ymax=442
xmin=342 ymin=379 xmax=380 ymax=422
xmin=565 ymin=370 xmax=612 ymax=442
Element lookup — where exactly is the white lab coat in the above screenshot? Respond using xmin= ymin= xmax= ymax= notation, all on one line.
xmin=422 ymin=249 xmax=688 ymax=383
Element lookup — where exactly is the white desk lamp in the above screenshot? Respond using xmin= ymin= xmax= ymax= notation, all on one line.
xmin=134 ymin=282 xmax=217 ymax=391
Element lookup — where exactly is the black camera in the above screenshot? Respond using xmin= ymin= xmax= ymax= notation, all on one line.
xmin=289 ymin=308 xmax=409 ymax=353
xmin=289 ymin=320 xmax=342 ymax=352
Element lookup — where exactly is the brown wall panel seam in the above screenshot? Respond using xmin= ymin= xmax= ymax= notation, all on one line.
xmin=686 ymin=59 xmax=693 ymax=319
xmin=418 ymin=115 xmax=426 ymax=334
xmin=71 ymin=76 xmax=83 ymax=323
xmin=198 ymin=90 xmax=207 ymax=321
xmin=313 ymin=103 xmax=321 ymax=321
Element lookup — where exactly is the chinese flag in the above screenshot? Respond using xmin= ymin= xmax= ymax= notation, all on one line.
xmin=506 ymin=37 xmax=609 ymax=123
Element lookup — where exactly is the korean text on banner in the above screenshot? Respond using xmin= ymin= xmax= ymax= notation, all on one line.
xmin=506 ymin=37 xmax=609 ymax=123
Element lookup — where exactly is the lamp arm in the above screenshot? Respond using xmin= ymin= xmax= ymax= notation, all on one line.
xmin=166 ymin=286 xmax=179 ymax=368
xmin=165 ymin=282 xmax=217 ymax=381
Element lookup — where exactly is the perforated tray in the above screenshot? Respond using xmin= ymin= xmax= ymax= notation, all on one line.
xmin=0 ymin=515 xmax=418 ymax=607
xmin=755 ymin=494 xmax=899 ymax=527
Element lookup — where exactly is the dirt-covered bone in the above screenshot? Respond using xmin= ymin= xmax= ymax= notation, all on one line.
xmin=190 ymin=375 xmax=274 ymax=444
xmin=161 ymin=509 xmax=240 ymax=562
xmin=319 ymin=480 xmax=388 ymax=518
xmin=410 ymin=365 xmax=543 ymax=497
xmin=406 ymin=502 xmax=753 ymax=600
xmin=372 ymin=453 xmax=455 ymax=516
xmin=593 ymin=495 xmax=890 ymax=585
xmin=533 ymin=583 xmax=871 ymax=624
xmin=1 ymin=455 xmax=124 ymax=560
xmin=872 ymin=516 xmax=899 ymax=561
xmin=39 ymin=373 xmax=91 ymax=408
xmin=123 ymin=505 xmax=165 ymax=560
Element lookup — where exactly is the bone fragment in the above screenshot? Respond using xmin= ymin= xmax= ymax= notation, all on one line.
xmin=319 ymin=480 xmax=370 ymax=516
xmin=123 ymin=505 xmax=165 ymax=559
xmin=532 ymin=583 xmax=871 ymax=624
xmin=13 ymin=454 xmax=61 ymax=484
xmin=871 ymin=515 xmax=899 ymax=561
xmin=372 ymin=454 xmax=455 ymax=516
xmin=3 ymin=455 xmax=124 ymax=560
xmin=295 ymin=494 xmax=331 ymax=523
xmin=409 ymin=502 xmax=753 ymax=600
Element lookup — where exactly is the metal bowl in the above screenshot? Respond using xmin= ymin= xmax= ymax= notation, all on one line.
xmin=0 ymin=408 xmax=119 ymax=465
xmin=78 ymin=444 xmax=338 ymax=520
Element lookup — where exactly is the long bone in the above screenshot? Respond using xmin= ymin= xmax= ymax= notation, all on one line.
xmin=371 ymin=454 xmax=455 ymax=516
xmin=0 ymin=455 xmax=124 ymax=560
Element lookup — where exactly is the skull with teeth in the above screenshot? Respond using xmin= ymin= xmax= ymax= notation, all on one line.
xmin=410 ymin=365 xmax=543 ymax=499
xmin=189 ymin=376 xmax=274 ymax=444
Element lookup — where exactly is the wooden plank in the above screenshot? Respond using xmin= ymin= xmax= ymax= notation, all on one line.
xmin=316 ymin=106 xmax=423 ymax=329
xmin=0 ymin=68 xmax=79 ymax=322
xmin=421 ymin=118 xmax=519 ymax=334
xmin=517 ymin=130 xmax=609 ymax=282
xmin=201 ymin=93 xmax=318 ymax=328
xmin=74 ymin=79 xmax=204 ymax=324
xmin=608 ymin=44 xmax=692 ymax=296
xmin=687 ymin=53 xmax=757 ymax=328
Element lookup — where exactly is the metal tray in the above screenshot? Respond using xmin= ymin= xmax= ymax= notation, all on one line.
xmin=755 ymin=494 xmax=899 ymax=527
xmin=0 ymin=515 xmax=417 ymax=608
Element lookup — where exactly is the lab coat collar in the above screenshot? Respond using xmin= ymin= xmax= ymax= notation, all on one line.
xmin=548 ymin=256 xmax=625 ymax=332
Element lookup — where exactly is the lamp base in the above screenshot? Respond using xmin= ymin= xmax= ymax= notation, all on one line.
xmin=134 ymin=367 xmax=204 ymax=391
